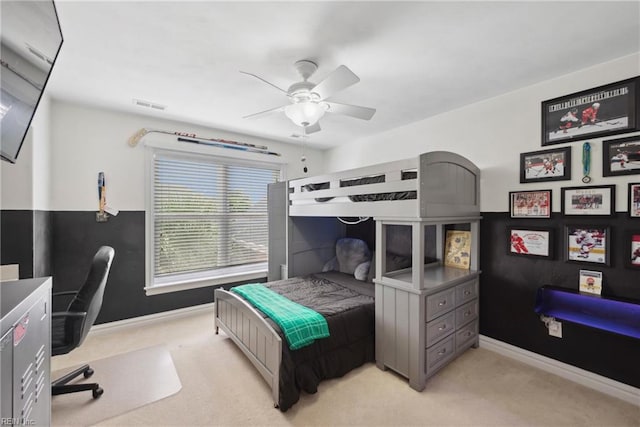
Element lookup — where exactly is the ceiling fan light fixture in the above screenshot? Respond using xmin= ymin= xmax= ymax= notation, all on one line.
xmin=284 ymin=101 xmax=328 ymax=127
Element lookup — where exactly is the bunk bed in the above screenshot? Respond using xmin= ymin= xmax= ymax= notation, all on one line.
xmin=288 ymin=151 xmax=480 ymax=218
xmin=214 ymin=151 xmax=481 ymax=410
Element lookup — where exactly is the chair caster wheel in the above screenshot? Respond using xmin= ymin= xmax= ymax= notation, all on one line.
xmin=84 ymin=368 xmax=94 ymax=378
xmin=92 ymin=387 xmax=104 ymax=399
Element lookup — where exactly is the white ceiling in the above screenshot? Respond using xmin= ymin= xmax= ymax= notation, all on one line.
xmin=45 ymin=1 xmax=640 ymax=149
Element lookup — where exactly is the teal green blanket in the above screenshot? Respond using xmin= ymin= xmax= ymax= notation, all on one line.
xmin=231 ymin=283 xmax=329 ymax=350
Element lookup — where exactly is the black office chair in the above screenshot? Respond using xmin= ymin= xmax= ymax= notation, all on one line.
xmin=51 ymin=246 xmax=115 ymax=399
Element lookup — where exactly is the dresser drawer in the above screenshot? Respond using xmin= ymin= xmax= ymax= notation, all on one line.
xmin=456 ymin=321 xmax=478 ymax=352
xmin=425 ymin=311 xmax=455 ymax=347
xmin=455 ymin=299 xmax=478 ymax=327
xmin=425 ymin=288 xmax=456 ymax=321
xmin=426 ymin=335 xmax=455 ymax=372
xmin=456 ymin=279 xmax=478 ymax=305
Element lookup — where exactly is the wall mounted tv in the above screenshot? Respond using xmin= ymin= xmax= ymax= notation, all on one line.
xmin=1 ymin=0 xmax=63 ymax=163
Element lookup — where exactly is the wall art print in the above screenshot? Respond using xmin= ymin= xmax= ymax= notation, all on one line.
xmin=542 ymin=76 xmax=640 ymax=146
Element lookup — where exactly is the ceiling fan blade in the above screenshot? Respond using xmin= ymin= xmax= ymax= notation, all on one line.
xmin=305 ymin=122 xmax=322 ymax=134
xmin=242 ymin=105 xmax=287 ymax=119
xmin=240 ymin=71 xmax=288 ymax=94
xmin=311 ymin=65 xmax=360 ymax=100
xmin=325 ymin=101 xmax=376 ymax=120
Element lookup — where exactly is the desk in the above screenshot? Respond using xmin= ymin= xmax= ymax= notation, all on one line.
xmin=1 ymin=277 xmax=52 ymax=426
xmin=0 ymin=264 xmax=19 ymax=282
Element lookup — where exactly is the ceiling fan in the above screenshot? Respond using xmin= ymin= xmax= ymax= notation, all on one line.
xmin=241 ymin=60 xmax=376 ymax=134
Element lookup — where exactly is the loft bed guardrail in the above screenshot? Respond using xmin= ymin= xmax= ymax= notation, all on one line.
xmin=288 ymin=151 xmax=480 ymax=218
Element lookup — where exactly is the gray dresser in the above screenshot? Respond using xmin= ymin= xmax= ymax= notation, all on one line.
xmin=1 ymin=277 xmax=52 ymax=426
xmin=374 ymin=217 xmax=480 ymax=391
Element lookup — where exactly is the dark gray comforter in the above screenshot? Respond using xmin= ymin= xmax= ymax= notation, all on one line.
xmin=258 ymin=272 xmax=375 ymax=411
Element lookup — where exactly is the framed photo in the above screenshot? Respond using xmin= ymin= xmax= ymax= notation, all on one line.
xmin=561 ymin=185 xmax=615 ymax=216
xmin=630 ymin=183 xmax=640 ymax=218
xmin=628 ymin=231 xmax=640 ymax=269
xmin=565 ymin=225 xmax=610 ymax=265
xmin=443 ymin=230 xmax=471 ymax=270
xmin=508 ymin=227 xmax=553 ymax=258
xmin=509 ymin=190 xmax=552 ymax=218
xmin=541 ymin=76 xmax=640 ymax=146
xmin=520 ymin=147 xmax=571 ymax=183
xmin=579 ymin=270 xmax=603 ymax=295
xmin=603 ymin=135 xmax=640 ymax=176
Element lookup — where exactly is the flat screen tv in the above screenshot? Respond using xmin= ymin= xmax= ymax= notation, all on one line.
xmin=1 ymin=0 xmax=63 ymax=163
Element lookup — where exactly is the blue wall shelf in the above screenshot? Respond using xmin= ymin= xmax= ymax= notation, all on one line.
xmin=534 ymin=285 xmax=640 ymax=339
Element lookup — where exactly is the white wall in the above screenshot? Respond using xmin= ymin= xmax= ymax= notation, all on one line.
xmin=49 ymin=101 xmax=325 ymax=211
xmin=31 ymin=95 xmax=52 ymax=211
xmin=325 ymin=53 xmax=640 ymax=213
xmin=0 ymin=94 xmax=53 ymax=211
xmin=0 ymin=128 xmax=33 ymax=210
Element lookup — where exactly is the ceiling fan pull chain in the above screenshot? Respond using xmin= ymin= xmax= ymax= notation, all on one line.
xmin=301 ymin=127 xmax=308 ymax=174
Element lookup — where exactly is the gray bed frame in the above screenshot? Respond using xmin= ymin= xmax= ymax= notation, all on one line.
xmin=214 ymin=150 xmax=480 ymax=408
xmin=214 ymin=289 xmax=282 ymax=407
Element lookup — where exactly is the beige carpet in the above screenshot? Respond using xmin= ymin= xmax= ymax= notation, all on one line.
xmin=51 ymin=345 xmax=182 ymax=426
xmin=51 ymin=310 xmax=640 ymax=426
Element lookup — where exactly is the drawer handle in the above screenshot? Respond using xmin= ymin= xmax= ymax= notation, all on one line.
xmin=464 ymin=310 xmax=472 ymax=317
xmin=438 ymin=324 xmax=447 ymax=331
xmin=438 ymin=300 xmax=447 ymax=307
xmin=466 ymin=331 xmax=472 ymax=337
xmin=438 ymin=348 xmax=447 ymax=356
xmin=464 ymin=290 xmax=471 ymax=296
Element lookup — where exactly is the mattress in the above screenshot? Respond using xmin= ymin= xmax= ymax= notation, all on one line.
xmin=248 ymin=272 xmax=375 ymax=411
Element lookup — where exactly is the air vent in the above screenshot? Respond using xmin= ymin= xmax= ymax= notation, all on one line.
xmin=25 ymin=44 xmax=53 ymax=65
xmin=133 ymin=98 xmax=167 ymax=111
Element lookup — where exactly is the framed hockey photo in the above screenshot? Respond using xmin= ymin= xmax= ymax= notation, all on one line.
xmin=508 ymin=227 xmax=553 ymax=258
xmin=565 ymin=225 xmax=610 ymax=266
xmin=603 ymin=135 xmax=640 ymax=177
xmin=509 ymin=190 xmax=552 ymax=218
xmin=579 ymin=270 xmax=603 ymax=295
xmin=628 ymin=231 xmax=640 ymax=269
xmin=629 ymin=183 xmax=640 ymax=218
xmin=561 ymin=185 xmax=615 ymax=216
xmin=520 ymin=147 xmax=571 ymax=183
xmin=541 ymin=76 xmax=640 ymax=146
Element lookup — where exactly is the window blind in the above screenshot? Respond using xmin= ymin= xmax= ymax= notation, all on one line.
xmin=152 ymin=152 xmax=279 ymax=282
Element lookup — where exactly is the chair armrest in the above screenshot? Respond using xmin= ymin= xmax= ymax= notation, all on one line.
xmin=52 ymin=311 xmax=87 ymax=319
xmin=52 ymin=291 xmax=78 ymax=311
xmin=52 ymin=311 xmax=87 ymax=346
xmin=52 ymin=290 xmax=78 ymax=298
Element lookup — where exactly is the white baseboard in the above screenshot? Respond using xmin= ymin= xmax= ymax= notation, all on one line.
xmin=480 ymin=335 xmax=640 ymax=406
xmin=89 ymin=302 xmax=215 ymax=336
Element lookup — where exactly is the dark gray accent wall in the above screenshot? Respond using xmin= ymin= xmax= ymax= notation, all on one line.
xmin=1 ymin=210 xmax=34 ymax=278
xmin=33 ymin=210 xmax=52 ymax=277
xmin=2 ymin=208 xmax=638 ymax=388
xmin=49 ymin=211 xmax=260 ymax=324
xmin=480 ymin=212 xmax=640 ymax=388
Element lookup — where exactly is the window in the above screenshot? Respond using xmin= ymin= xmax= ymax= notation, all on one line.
xmin=146 ymin=148 xmax=281 ymax=294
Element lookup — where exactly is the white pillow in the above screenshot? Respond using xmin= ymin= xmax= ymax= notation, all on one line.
xmin=354 ymin=261 xmax=371 ymax=281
